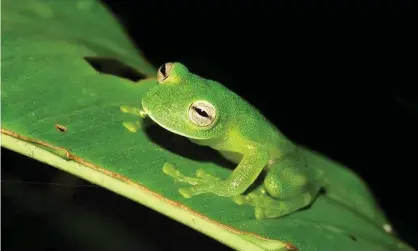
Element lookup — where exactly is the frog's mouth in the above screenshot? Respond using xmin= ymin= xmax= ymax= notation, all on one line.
xmin=141 ymin=104 xmax=208 ymax=140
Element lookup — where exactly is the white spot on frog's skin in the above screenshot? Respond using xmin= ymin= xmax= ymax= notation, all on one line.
xmin=247 ymin=145 xmax=256 ymax=151
xmin=383 ymin=224 xmax=393 ymax=233
xmin=230 ymin=180 xmax=239 ymax=189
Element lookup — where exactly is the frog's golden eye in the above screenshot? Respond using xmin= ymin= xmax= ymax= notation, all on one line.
xmin=157 ymin=62 xmax=173 ymax=83
xmin=188 ymin=100 xmax=216 ymax=127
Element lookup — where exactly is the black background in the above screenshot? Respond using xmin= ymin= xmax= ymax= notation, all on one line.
xmin=2 ymin=0 xmax=417 ymax=250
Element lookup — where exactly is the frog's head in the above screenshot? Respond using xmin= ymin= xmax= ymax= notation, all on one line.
xmin=142 ymin=62 xmax=228 ymax=140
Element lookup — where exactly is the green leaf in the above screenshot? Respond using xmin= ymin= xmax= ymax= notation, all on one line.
xmin=1 ymin=0 xmax=414 ymax=250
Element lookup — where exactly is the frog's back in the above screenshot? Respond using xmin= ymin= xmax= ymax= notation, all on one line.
xmin=222 ymin=88 xmax=294 ymax=154
xmin=202 ymin=79 xmax=294 ymax=155
xmin=238 ymin=99 xmax=289 ymax=143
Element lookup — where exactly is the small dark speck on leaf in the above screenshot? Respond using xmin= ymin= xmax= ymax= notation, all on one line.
xmin=348 ymin=235 xmax=357 ymax=241
xmin=55 ymin=124 xmax=67 ymax=133
xmin=285 ymin=242 xmax=298 ymax=250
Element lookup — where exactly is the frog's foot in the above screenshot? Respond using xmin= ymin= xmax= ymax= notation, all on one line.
xmin=120 ymin=105 xmax=148 ymax=118
xmin=233 ymin=187 xmax=313 ymax=219
xmin=163 ymin=162 xmax=222 ymax=198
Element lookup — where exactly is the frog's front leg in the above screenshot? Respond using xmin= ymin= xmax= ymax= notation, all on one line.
xmin=120 ymin=105 xmax=152 ymax=132
xmin=120 ymin=105 xmax=148 ymax=118
xmin=164 ymin=147 xmax=269 ymax=198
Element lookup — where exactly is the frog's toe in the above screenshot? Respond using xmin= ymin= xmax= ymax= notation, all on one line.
xmin=248 ymin=192 xmax=270 ymax=205
xmin=163 ymin=163 xmax=213 ymax=187
xmin=196 ymin=169 xmax=221 ymax=181
xmin=162 ymin=162 xmax=182 ymax=178
xmin=120 ymin=105 xmax=131 ymax=113
xmin=122 ymin=121 xmax=141 ymax=133
xmin=178 ymin=183 xmax=211 ymax=198
xmin=178 ymin=187 xmax=193 ymax=198
xmin=254 ymin=206 xmax=283 ymax=219
xmin=236 ymin=187 xmax=269 ymax=205
xmin=120 ymin=105 xmax=138 ymax=115
xmin=232 ymin=195 xmax=246 ymax=205
xmin=232 ymin=186 xmax=285 ymax=217
xmin=254 ymin=207 xmax=267 ymax=220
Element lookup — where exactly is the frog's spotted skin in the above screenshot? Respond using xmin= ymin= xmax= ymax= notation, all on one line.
xmin=138 ymin=62 xmax=324 ymax=219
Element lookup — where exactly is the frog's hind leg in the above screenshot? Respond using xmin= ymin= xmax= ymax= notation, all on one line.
xmin=234 ymin=153 xmax=324 ymax=219
xmin=234 ymin=186 xmax=319 ymax=219
xmin=252 ymin=191 xmax=317 ymax=219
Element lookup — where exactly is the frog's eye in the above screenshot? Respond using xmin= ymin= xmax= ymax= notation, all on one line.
xmin=188 ymin=100 xmax=216 ymax=127
xmin=157 ymin=62 xmax=173 ymax=83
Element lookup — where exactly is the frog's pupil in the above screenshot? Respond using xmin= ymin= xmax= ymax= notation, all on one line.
xmin=160 ymin=64 xmax=167 ymax=76
xmin=194 ymin=107 xmax=209 ymax=118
